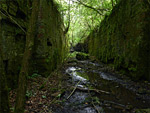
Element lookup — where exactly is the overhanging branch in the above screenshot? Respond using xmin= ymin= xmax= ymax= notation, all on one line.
xmin=72 ymin=0 xmax=110 ymax=16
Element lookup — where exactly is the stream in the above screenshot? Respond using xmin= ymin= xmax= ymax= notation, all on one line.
xmin=52 ymin=58 xmax=150 ymax=113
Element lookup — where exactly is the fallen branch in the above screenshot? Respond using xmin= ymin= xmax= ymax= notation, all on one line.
xmin=71 ymin=86 xmax=110 ymax=94
xmin=92 ymin=99 xmax=100 ymax=113
xmin=87 ymin=87 xmax=100 ymax=113
xmin=70 ymin=85 xmax=109 ymax=112
xmin=104 ymin=100 xmax=125 ymax=108
xmin=67 ymin=81 xmax=81 ymax=99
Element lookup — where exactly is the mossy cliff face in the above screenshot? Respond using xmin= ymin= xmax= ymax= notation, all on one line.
xmin=0 ymin=0 xmax=67 ymax=88
xmin=87 ymin=0 xmax=150 ymax=80
xmin=33 ymin=0 xmax=67 ymax=76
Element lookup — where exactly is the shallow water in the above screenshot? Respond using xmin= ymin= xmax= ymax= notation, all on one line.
xmin=52 ymin=60 xmax=150 ymax=113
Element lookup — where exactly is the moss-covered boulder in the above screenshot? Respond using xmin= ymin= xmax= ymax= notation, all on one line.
xmin=0 ymin=0 xmax=68 ymax=88
xmin=76 ymin=52 xmax=89 ymax=60
xmin=73 ymin=43 xmax=88 ymax=53
xmin=87 ymin=0 xmax=150 ymax=80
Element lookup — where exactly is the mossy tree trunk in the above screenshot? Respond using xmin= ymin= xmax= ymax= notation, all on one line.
xmin=0 ymin=10 xmax=10 ymax=113
xmin=14 ymin=0 xmax=40 ymax=113
xmin=0 ymin=51 xmax=10 ymax=113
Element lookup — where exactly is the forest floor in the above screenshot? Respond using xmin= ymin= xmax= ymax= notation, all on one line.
xmin=9 ymin=53 xmax=150 ymax=113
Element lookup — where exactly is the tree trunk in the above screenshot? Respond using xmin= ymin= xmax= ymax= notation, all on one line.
xmin=0 ymin=10 xmax=10 ymax=113
xmin=14 ymin=0 xmax=40 ymax=113
xmin=111 ymin=0 xmax=114 ymax=7
xmin=0 ymin=51 xmax=10 ymax=113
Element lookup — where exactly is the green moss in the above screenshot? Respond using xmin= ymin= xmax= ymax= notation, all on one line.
xmin=135 ymin=109 xmax=150 ymax=113
xmin=0 ymin=0 xmax=68 ymax=89
xmin=86 ymin=0 xmax=150 ymax=80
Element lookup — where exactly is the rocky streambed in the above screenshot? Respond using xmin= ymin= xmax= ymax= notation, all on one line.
xmin=51 ymin=58 xmax=150 ymax=113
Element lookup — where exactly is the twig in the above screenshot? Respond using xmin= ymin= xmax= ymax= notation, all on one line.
xmin=67 ymin=81 xmax=81 ymax=99
xmin=104 ymin=100 xmax=125 ymax=108
xmin=0 ymin=10 xmax=26 ymax=33
xmin=91 ymin=88 xmax=110 ymax=94
xmin=88 ymin=87 xmax=100 ymax=113
xmin=69 ymin=85 xmax=109 ymax=113
xmin=92 ymin=99 xmax=100 ymax=113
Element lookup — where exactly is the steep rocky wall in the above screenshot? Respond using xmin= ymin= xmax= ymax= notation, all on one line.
xmin=87 ymin=0 xmax=150 ymax=80
xmin=0 ymin=0 xmax=67 ymax=88
xmin=33 ymin=0 xmax=67 ymax=76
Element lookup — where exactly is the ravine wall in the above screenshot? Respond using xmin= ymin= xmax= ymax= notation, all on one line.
xmin=87 ymin=0 xmax=150 ymax=80
xmin=0 ymin=0 xmax=68 ymax=88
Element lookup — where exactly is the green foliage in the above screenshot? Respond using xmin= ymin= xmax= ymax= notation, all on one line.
xmin=26 ymin=90 xmax=33 ymax=98
xmin=128 ymin=67 xmax=136 ymax=72
xmin=39 ymin=81 xmax=47 ymax=90
xmin=28 ymin=73 xmax=41 ymax=79
xmin=56 ymin=94 xmax=61 ymax=98
xmin=55 ymin=0 xmax=115 ymax=45
xmin=67 ymin=51 xmax=78 ymax=58
xmin=76 ymin=52 xmax=89 ymax=60
xmin=10 ymin=107 xmax=15 ymax=112
xmin=1 ymin=3 xmax=7 ymax=11
xmin=92 ymin=96 xmax=101 ymax=104
xmin=42 ymin=95 xmax=47 ymax=99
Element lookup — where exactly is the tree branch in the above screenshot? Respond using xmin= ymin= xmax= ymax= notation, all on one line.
xmin=111 ymin=0 xmax=114 ymax=7
xmin=73 ymin=0 xmax=107 ymax=16
xmin=0 ymin=9 xmax=26 ymax=33
xmin=64 ymin=0 xmax=71 ymax=34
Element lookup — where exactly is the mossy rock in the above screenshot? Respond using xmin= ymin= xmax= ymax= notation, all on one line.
xmin=85 ymin=0 xmax=150 ymax=80
xmin=76 ymin=52 xmax=89 ymax=60
xmin=135 ymin=109 xmax=150 ymax=113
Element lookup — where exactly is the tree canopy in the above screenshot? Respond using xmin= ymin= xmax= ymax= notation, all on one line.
xmin=56 ymin=0 xmax=119 ymax=45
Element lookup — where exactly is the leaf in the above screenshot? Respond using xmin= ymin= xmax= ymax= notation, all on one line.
xmin=42 ymin=95 xmax=46 ymax=99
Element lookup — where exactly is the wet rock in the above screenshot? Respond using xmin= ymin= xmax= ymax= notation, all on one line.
xmin=59 ymin=59 xmax=150 ymax=113
xmin=76 ymin=53 xmax=89 ymax=60
xmin=73 ymin=43 xmax=88 ymax=53
xmin=135 ymin=108 xmax=150 ymax=113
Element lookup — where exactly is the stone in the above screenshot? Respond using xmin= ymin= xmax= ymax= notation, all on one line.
xmin=0 ymin=0 xmax=67 ymax=88
xmin=86 ymin=0 xmax=150 ymax=80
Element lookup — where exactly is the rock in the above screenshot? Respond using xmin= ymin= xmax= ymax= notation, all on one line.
xmin=76 ymin=53 xmax=89 ymax=60
xmin=86 ymin=0 xmax=150 ymax=80
xmin=73 ymin=43 xmax=88 ymax=53
xmin=0 ymin=0 xmax=67 ymax=88
xmin=135 ymin=109 xmax=150 ymax=113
